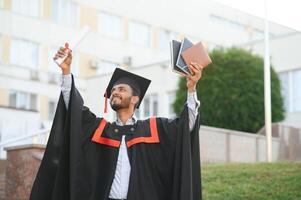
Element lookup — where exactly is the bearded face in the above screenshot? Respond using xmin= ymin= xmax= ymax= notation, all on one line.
xmin=110 ymin=95 xmax=132 ymax=111
xmin=110 ymin=84 xmax=134 ymax=111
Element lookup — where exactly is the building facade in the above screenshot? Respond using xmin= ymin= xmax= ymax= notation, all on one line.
xmin=0 ymin=0 xmax=300 ymax=157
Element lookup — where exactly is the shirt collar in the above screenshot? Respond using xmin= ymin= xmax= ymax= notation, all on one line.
xmin=116 ymin=113 xmax=137 ymax=126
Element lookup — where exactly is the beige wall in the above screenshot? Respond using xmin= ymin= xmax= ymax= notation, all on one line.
xmin=39 ymin=95 xmax=48 ymax=120
xmin=78 ymin=53 xmax=95 ymax=77
xmin=42 ymin=0 xmax=52 ymax=20
xmin=79 ymin=4 xmax=97 ymax=32
xmin=152 ymin=27 xmax=158 ymax=49
xmin=0 ymin=35 xmax=3 ymax=62
xmin=200 ymin=125 xmax=281 ymax=163
xmin=3 ymin=0 xmax=11 ymax=10
xmin=2 ymin=36 xmax=10 ymax=65
xmin=0 ymin=88 xmax=9 ymax=106
xmin=123 ymin=17 xmax=129 ymax=41
xmin=40 ymin=45 xmax=49 ymax=71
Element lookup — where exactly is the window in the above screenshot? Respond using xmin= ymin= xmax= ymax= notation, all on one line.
xmin=167 ymin=91 xmax=176 ymax=118
xmin=10 ymin=39 xmax=39 ymax=68
xmin=153 ymin=95 xmax=158 ymax=116
xmin=134 ymin=108 xmax=140 ymax=119
xmin=144 ymin=96 xmax=150 ymax=117
xmin=96 ymin=60 xmax=118 ymax=75
xmin=129 ymin=21 xmax=151 ymax=47
xmin=52 ymin=0 xmax=78 ymax=28
xmin=29 ymin=93 xmax=37 ymax=110
xmin=142 ymin=94 xmax=158 ymax=118
xmin=158 ymin=30 xmax=179 ymax=50
xmin=48 ymin=100 xmax=56 ymax=120
xmin=9 ymin=91 xmax=37 ymax=110
xmin=71 ymin=53 xmax=79 ymax=76
xmin=0 ymin=0 xmax=4 ymax=8
xmin=48 ymin=47 xmax=61 ymax=74
xmin=279 ymin=69 xmax=301 ymax=113
xmin=12 ymin=0 xmax=40 ymax=17
xmin=98 ymin=12 xmax=123 ymax=39
xmin=279 ymin=72 xmax=290 ymax=112
xmin=209 ymin=14 xmax=273 ymax=38
xmin=210 ymin=14 xmax=245 ymax=32
xmin=158 ymin=29 xmax=171 ymax=50
xmin=292 ymin=70 xmax=301 ymax=112
xmin=0 ymin=35 xmax=3 ymax=63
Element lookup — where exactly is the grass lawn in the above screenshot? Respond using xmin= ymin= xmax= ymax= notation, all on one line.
xmin=201 ymin=162 xmax=301 ymax=200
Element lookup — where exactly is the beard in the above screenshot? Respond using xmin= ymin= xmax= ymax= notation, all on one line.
xmin=110 ymin=96 xmax=132 ymax=111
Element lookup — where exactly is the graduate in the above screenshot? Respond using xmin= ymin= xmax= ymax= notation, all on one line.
xmin=30 ymin=46 xmax=203 ymax=200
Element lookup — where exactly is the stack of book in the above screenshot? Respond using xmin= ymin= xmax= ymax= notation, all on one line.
xmin=170 ymin=37 xmax=212 ymax=76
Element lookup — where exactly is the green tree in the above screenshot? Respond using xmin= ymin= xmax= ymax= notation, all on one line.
xmin=173 ymin=48 xmax=284 ymax=133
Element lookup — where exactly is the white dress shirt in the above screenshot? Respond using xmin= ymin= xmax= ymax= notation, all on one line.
xmin=61 ymin=74 xmax=200 ymax=199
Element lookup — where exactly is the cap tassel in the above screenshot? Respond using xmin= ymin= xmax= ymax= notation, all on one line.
xmin=104 ymin=91 xmax=108 ymax=113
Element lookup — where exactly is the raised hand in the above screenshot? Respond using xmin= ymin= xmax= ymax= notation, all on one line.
xmin=186 ymin=62 xmax=203 ymax=92
xmin=53 ymin=45 xmax=72 ymax=75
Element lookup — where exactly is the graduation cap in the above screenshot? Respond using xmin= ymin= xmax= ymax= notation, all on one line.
xmin=103 ymin=68 xmax=151 ymax=113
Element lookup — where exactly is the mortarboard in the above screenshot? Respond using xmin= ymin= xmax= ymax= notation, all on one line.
xmin=103 ymin=68 xmax=151 ymax=113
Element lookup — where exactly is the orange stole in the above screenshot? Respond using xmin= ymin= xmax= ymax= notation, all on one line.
xmin=91 ymin=117 xmax=160 ymax=148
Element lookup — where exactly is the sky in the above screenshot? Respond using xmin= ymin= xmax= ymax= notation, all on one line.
xmin=214 ymin=0 xmax=301 ymax=32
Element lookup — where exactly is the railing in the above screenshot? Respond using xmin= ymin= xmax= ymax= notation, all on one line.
xmin=0 ymin=128 xmax=50 ymax=158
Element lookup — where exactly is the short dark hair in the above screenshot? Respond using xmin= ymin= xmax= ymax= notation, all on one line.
xmin=128 ymin=85 xmax=140 ymax=110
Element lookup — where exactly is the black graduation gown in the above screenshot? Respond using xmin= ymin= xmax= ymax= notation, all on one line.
xmin=30 ymin=75 xmax=202 ymax=200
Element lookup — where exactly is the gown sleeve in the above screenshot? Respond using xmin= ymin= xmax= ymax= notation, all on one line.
xmin=30 ymin=74 xmax=100 ymax=200
xmin=157 ymin=104 xmax=202 ymax=200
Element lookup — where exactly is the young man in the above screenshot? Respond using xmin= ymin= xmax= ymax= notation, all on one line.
xmin=30 ymin=46 xmax=203 ymax=200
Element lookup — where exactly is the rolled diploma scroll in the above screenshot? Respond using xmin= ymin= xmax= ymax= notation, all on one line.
xmin=54 ymin=26 xmax=91 ymax=66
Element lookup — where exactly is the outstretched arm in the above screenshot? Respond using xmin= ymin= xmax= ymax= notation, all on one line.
xmin=61 ymin=74 xmax=72 ymax=109
xmin=187 ymin=91 xmax=200 ymax=131
xmin=186 ymin=62 xmax=203 ymax=131
xmin=54 ymin=46 xmax=73 ymax=109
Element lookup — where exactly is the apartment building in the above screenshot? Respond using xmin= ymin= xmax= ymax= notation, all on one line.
xmin=0 ymin=0 xmax=300 ymax=157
